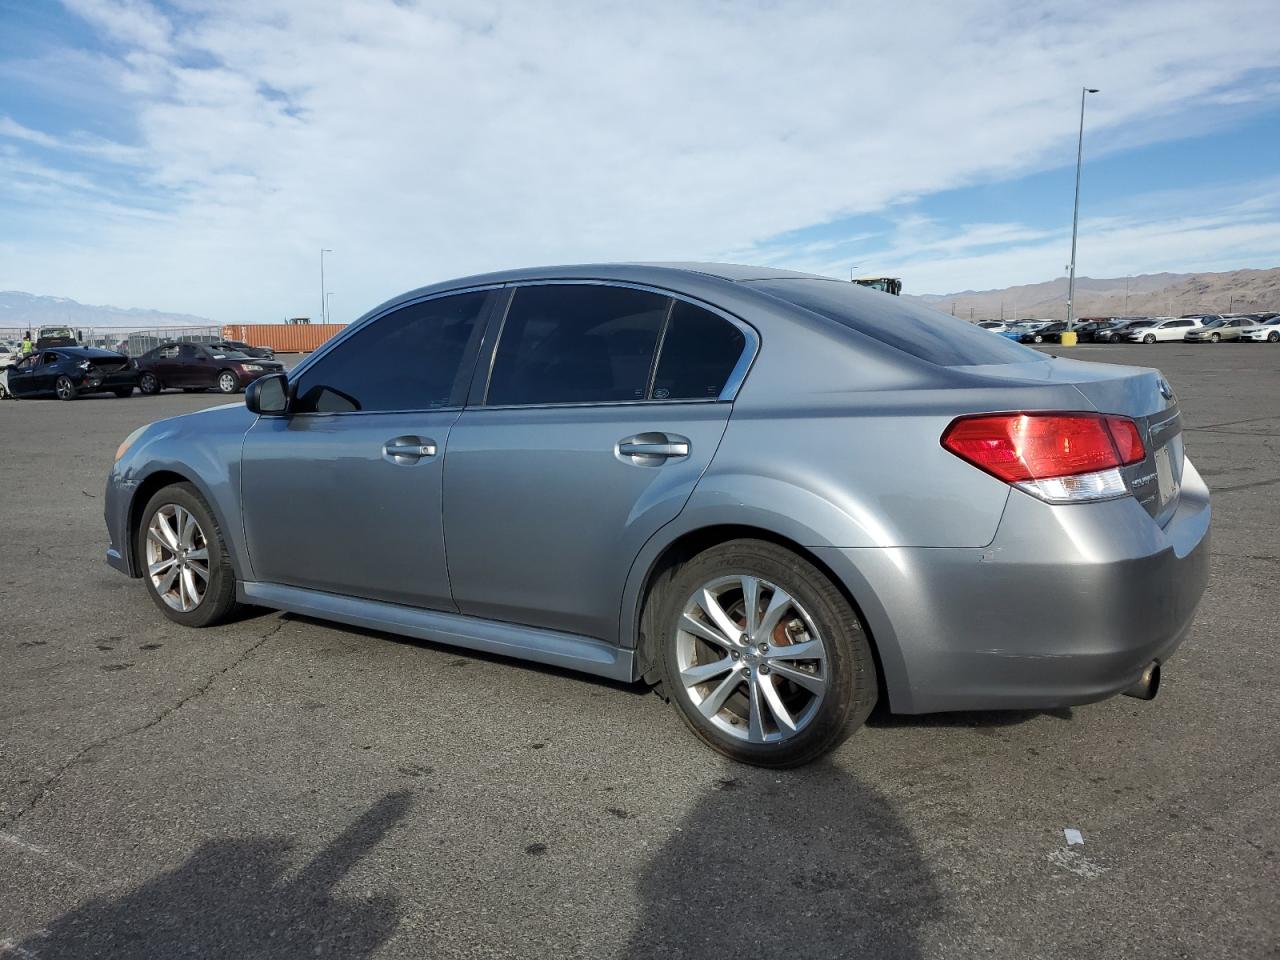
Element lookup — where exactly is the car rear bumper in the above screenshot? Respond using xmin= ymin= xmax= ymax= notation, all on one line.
xmin=815 ymin=456 xmax=1211 ymax=713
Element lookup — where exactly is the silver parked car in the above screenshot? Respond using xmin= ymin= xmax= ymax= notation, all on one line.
xmin=104 ymin=264 xmax=1210 ymax=767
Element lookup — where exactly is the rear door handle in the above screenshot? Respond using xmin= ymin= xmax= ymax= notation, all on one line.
xmin=617 ymin=433 xmax=691 ymax=463
xmin=383 ymin=436 xmax=438 ymax=464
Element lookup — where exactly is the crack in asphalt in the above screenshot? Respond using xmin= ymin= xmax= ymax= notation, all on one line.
xmin=0 ymin=620 xmax=285 ymax=831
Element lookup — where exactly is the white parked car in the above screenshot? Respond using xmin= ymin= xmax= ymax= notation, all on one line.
xmin=0 ymin=344 xmax=17 ymax=368
xmin=977 ymin=321 xmax=1014 ymax=333
xmin=1241 ymin=316 xmax=1280 ymax=343
xmin=1125 ymin=317 xmax=1202 ymax=343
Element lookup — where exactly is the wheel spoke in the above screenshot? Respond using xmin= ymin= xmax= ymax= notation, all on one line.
xmin=756 ymin=586 xmax=794 ymax=641
xmin=746 ymin=676 xmax=767 ymax=741
xmin=765 ymin=638 xmax=824 ymax=663
xmin=155 ymin=513 xmax=180 ymax=550
xmin=680 ymin=656 xmax=736 ymax=687
xmin=182 ymin=568 xmax=201 ymax=608
xmin=157 ymin=564 xmax=179 ymax=595
xmin=697 ymin=587 xmax=743 ymax=644
xmin=767 ymin=661 xmax=826 ymax=695
xmin=148 ymin=557 xmax=176 ymax=577
xmin=147 ymin=528 xmax=173 ymax=552
xmin=179 ymin=510 xmax=198 ymax=549
xmin=187 ymin=560 xmax=210 ymax=582
xmin=185 ymin=546 xmax=209 ymax=562
xmin=679 ymin=612 xmax=734 ymax=652
xmin=739 ymin=575 xmax=761 ymax=638
xmin=698 ymin=669 xmax=743 ymax=719
xmin=758 ymin=674 xmax=799 ymax=736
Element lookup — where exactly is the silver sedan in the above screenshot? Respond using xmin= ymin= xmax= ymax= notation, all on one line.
xmin=104 ymin=263 xmax=1210 ymax=767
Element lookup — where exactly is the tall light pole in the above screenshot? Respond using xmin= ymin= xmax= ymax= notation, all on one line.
xmin=1066 ymin=87 xmax=1099 ymax=331
xmin=320 ymin=248 xmax=333 ymax=324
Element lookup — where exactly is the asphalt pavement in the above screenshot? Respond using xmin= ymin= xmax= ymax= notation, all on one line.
xmin=1 ymin=343 xmax=1277 ymax=959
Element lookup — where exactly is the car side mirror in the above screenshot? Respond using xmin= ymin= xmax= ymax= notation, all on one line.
xmin=246 ymin=372 xmax=289 ymax=416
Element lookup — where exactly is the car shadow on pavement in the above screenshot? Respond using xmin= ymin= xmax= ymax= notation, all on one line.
xmin=623 ymin=763 xmax=946 ymax=960
xmin=12 ymin=790 xmax=413 ymax=960
xmin=867 ymin=705 xmax=1073 ymax=729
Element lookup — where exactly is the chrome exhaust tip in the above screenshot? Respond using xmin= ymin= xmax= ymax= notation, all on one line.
xmin=1123 ymin=661 xmax=1161 ymax=701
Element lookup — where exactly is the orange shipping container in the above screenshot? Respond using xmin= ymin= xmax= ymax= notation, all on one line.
xmin=221 ymin=323 xmax=345 ymax=354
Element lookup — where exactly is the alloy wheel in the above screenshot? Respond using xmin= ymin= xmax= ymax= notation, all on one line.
xmin=146 ymin=504 xmax=210 ymax=612
xmin=55 ymin=376 xmax=75 ymax=400
xmin=676 ymin=575 xmax=827 ymax=743
xmin=140 ymin=373 xmax=158 ymax=394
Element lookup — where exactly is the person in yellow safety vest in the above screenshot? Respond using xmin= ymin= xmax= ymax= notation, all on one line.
xmin=20 ymin=333 xmax=33 ymax=356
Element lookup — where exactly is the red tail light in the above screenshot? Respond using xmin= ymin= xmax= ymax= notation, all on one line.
xmin=941 ymin=413 xmax=1146 ymax=484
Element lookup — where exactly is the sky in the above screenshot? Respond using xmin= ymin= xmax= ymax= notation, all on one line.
xmin=1 ymin=0 xmax=1279 ymax=323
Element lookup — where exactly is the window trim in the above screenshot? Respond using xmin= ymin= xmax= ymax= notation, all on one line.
xmin=474 ymin=279 xmax=759 ymax=411
xmin=283 ymin=284 xmax=504 ymax=418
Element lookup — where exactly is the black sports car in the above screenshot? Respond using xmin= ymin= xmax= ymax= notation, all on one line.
xmin=0 ymin=347 xmax=140 ymax=400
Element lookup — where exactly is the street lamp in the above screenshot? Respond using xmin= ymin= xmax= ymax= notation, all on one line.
xmin=1065 ymin=87 xmax=1099 ymax=332
xmin=320 ymin=248 xmax=333 ymax=324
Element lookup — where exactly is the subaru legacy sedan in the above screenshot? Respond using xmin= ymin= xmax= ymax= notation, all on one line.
xmin=104 ymin=264 xmax=1210 ymax=767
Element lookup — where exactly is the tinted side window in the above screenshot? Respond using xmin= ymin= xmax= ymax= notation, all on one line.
xmin=751 ymin=278 xmax=1043 ymax=366
xmin=293 ymin=291 xmax=489 ymax=413
xmin=652 ymin=301 xmax=746 ymax=400
xmin=487 ymin=285 xmax=668 ymax=406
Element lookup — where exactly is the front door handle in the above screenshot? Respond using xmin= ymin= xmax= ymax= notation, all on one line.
xmin=383 ymin=436 xmax=438 ymax=464
xmin=617 ymin=433 xmax=691 ymax=464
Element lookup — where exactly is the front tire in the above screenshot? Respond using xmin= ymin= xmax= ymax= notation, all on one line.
xmin=137 ymin=483 xmax=239 ymax=627
xmin=655 ymin=539 xmax=877 ymax=768
xmin=1210 ymin=333 xmax=1220 ymax=343
xmin=139 ymin=372 xmax=161 ymax=395
xmin=1144 ymin=334 xmax=1157 ymax=344
xmin=217 ymin=371 xmax=239 ymax=394
xmin=55 ymin=375 xmax=77 ymax=401
xmin=1268 ymin=332 xmax=1279 ymax=343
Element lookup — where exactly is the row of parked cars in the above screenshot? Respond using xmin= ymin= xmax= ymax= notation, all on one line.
xmin=0 ymin=340 xmax=284 ymax=401
xmin=976 ymin=312 xmax=1280 ymax=345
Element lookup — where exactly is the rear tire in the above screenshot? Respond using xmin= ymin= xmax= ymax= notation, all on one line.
xmin=654 ymin=539 xmax=877 ymax=768
xmin=137 ymin=483 xmax=239 ymax=627
xmin=139 ymin=372 xmax=161 ymax=395
xmin=55 ymin=375 xmax=77 ymax=401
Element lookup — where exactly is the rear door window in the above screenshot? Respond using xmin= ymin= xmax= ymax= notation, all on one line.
xmin=292 ymin=290 xmax=490 ymax=413
xmin=486 ymin=284 xmax=668 ymax=406
xmin=651 ymin=301 xmax=747 ymax=400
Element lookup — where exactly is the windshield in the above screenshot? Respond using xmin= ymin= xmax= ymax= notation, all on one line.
xmin=750 ymin=278 xmax=1044 ymax=366
xmin=209 ymin=349 xmax=253 ymax=360
xmin=1202 ymin=319 xmax=1225 ymax=329
xmin=1129 ymin=321 xmax=1155 ymax=328
xmin=40 ymin=326 xmax=74 ymax=338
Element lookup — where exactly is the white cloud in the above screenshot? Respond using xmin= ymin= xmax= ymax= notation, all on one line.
xmin=0 ymin=0 xmax=1278 ymax=318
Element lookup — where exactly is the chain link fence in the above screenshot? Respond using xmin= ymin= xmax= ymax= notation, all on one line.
xmin=0 ymin=325 xmax=222 ymax=356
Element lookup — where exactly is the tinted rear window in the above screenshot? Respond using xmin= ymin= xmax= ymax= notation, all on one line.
xmin=652 ymin=301 xmax=746 ymax=400
xmin=749 ymin=279 xmax=1044 ymax=366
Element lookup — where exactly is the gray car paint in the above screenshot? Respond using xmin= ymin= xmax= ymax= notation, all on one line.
xmin=105 ymin=262 xmax=1211 ymax=714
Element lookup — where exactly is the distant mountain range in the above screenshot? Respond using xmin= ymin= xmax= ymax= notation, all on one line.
xmin=0 ymin=291 xmax=213 ymax=331
xmin=907 ymin=267 xmax=1280 ymax=321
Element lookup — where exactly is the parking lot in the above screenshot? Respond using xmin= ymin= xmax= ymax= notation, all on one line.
xmin=1 ymin=342 xmax=1276 ymax=959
